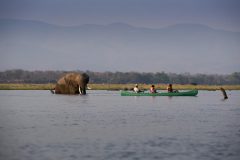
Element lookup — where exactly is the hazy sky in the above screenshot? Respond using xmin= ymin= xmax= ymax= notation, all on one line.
xmin=0 ymin=0 xmax=239 ymax=73
xmin=0 ymin=0 xmax=240 ymax=31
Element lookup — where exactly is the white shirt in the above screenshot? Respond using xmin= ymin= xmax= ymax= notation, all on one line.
xmin=133 ymin=87 xmax=139 ymax=92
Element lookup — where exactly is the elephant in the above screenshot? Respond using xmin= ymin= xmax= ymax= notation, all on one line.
xmin=53 ymin=73 xmax=89 ymax=95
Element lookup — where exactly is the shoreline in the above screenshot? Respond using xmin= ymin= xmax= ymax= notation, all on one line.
xmin=0 ymin=83 xmax=240 ymax=90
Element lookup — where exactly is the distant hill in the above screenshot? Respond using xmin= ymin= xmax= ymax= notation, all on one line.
xmin=0 ymin=19 xmax=239 ymax=73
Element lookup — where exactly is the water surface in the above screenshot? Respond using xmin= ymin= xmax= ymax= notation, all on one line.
xmin=0 ymin=90 xmax=240 ymax=160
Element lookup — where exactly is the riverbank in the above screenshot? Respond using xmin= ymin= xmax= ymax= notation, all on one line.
xmin=0 ymin=83 xmax=240 ymax=90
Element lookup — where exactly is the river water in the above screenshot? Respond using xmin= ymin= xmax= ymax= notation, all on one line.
xmin=0 ymin=90 xmax=239 ymax=160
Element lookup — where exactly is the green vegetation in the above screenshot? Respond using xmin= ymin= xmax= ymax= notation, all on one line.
xmin=0 ymin=70 xmax=239 ymax=91
xmin=1 ymin=69 xmax=240 ymax=85
xmin=89 ymin=84 xmax=240 ymax=90
xmin=0 ymin=83 xmax=55 ymax=90
xmin=0 ymin=83 xmax=239 ymax=90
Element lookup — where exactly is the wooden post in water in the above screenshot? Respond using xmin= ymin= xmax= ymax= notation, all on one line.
xmin=220 ymin=87 xmax=228 ymax=99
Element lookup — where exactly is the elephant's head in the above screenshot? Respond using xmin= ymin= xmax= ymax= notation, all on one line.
xmin=76 ymin=73 xmax=89 ymax=95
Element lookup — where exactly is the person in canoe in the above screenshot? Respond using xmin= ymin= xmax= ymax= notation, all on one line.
xmin=150 ymin=85 xmax=157 ymax=93
xmin=167 ymin=84 xmax=173 ymax=92
xmin=133 ymin=84 xmax=144 ymax=93
xmin=167 ymin=84 xmax=178 ymax=93
xmin=133 ymin=84 xmax=140 ymax=93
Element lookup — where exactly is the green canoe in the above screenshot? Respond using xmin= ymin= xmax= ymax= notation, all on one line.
xmin=121 ymin=90 xmax=198 ymax=96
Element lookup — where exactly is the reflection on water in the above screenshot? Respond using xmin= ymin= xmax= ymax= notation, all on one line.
xmin=0 ymin=90 xmax=240 ymax=160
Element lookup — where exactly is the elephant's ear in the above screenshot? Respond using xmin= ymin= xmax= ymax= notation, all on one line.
xmin=64 ymin=77 xmax=68 ymax=84
xmin=64 ymin=77 xmax=73 ymax=86
xmin=66 ymin=79 xmax=75 ymax=87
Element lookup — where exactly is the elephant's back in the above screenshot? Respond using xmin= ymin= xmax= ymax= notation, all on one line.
xmin=56 ymin=72 xmax=89 ymax=85
xmin=57 ymin=73 xmax=76 ymax=84
xmin=57 ymin=77 xmax=66 ymax=84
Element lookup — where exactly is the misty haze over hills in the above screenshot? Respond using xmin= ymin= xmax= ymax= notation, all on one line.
xmin=0 ymin=19 xmax=239 ymax=74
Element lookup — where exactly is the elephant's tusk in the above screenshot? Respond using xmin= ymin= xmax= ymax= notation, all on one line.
xmin=79 ymin=86 xmax=82 ymax=94
xmin=87 ymin=86 xmax=92 ymax=90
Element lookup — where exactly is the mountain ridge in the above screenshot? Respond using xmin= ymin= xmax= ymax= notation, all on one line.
xmin=0 ymin=19 xmax=239 ymax=74
xmin=1 ymin=18 xmax=238 ymax=33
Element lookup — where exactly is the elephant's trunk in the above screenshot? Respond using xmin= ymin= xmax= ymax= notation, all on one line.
xmin=82 ymin=87 xmax=86 ymax=95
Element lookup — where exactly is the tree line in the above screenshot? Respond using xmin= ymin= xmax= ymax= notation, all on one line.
xmin=0 ymin=69 xmax=239 ymax=85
